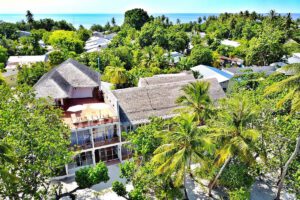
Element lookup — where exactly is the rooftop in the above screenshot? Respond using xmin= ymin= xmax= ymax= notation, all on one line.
xmin=163 ymin=51 xmax=184 ymax=63
xmin=138 ymin=72 xmax=195 ymax=87
xmin=191 ymin=65 xmax=233 ymax=83
xmin=34 ymin=59 xmax=100 ymax=99
xmin=6 ymin=55 xmax=48 ymax=69
xmin=221 ymin=39 xmax=240 ymax=48
xmin=287 ymin=55 xmax=300 ymax=64
xmin=223 ymin=66 xmax=277 ymax=76
xmin=112 ymin=77 xmax=225 ymax=125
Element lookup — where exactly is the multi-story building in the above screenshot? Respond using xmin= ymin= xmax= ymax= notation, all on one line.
xmin=34 ymin=59 xmax=131 ymax=177
xmin=34 ymin=59 xmax=226 ymax=177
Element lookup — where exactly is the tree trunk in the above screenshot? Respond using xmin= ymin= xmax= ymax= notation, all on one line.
xmin=56 ymin=187 xmax=79 ymax=200
xmin=208 ymin=157 xmax=231 ymax=197
xmin=183 ymin=168 xmax=189 ymax=200
xmin=275 ymin=136 xmax=300 ymax=200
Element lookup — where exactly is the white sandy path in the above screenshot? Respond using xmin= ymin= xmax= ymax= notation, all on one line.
xmin=59 ymin=163 xmax=296 ymax=200
xmin=60 ymin=164 xmax=133 ymax=200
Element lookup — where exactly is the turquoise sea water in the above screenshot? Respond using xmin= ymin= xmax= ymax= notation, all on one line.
xmin=0 ymin=13 xmax=299 ymax=28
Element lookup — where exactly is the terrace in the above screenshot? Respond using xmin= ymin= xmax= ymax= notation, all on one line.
xmin=61 ymin=98 xmax=119 ymax=129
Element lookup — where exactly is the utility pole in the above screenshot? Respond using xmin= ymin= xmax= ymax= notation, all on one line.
xmin=97 ymin=56 xmax=100 ymax=71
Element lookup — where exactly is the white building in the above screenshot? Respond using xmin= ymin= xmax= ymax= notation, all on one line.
xmin=6 ymin=55 xmax=48 ymax=72
xmin=164 ymin=51 xmax=184 ymax=64
xmin=33 ymin=59 xmax=229 ymax=178
xmin=221 ymin=39 xmax=240 ymax=48
xmin=84 ymin=32 xmax=117 ymax=53
xmin=191 ymin=65 xmax=233 ymax=89
xmin=34 ymin=59 xmax=131 ymax=177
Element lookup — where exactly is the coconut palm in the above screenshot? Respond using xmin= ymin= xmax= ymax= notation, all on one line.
xmin=265 ymin=63 xmax=300 ymax=112
xmin=152 ymin=114 xmax=212 ymax=199
xmin=269 ymin=10 xmax=277 ymax=20
xmin=176 ymin=81 xmax=212 ymax=125
xmin=104 ymin=66 xmax=128 ymax=88
xmin=208 ymin=94 xmax=259 ymax=196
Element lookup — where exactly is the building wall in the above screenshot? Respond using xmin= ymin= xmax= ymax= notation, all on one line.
xmin=71 ymin=87 xmax=94 ymax=98
xmin=64 ymin=121 xmax=123 ymax=176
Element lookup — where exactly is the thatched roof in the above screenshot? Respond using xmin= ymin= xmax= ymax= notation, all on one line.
xmin=112 ymin=78 xmax=225 ymax=125
xmin=138 ymin=72 xmax=195 ymax=87
xmin=34 ymin=59 xmax=100 ymax=99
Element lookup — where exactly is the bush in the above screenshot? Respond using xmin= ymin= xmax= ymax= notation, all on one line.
xmin=89 ymin=161 xmax=109 ymax=184
xmin=120 ymin=161 xmax=135 ymax=183
xmin=112 ymin=181 xmax=128 ymax=197
xmin=219 ymin=162 xmax=254 ymax=190
xmin=128 ymin=188 xmax=145 ymax=200
xmin=75 ymin=162 xmax=109 ymax=189
xmin=75 ymin=167 xmax=92 ymax=188
xmin=229 ymin=187 xmax=250 ymax=200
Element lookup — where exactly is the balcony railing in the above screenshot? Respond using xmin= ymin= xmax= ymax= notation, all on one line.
xmin=68 ymin=158 xmax=93 ymax=169
xmin=94 ymin=137 xmax=119 ymax=147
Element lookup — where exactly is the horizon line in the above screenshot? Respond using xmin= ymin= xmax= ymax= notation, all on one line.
xmin=1 ymin=12 xmax=299 ymax=15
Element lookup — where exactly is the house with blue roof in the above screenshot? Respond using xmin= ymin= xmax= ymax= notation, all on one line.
xmin=191 ymin=65 xmax=233 ymax=90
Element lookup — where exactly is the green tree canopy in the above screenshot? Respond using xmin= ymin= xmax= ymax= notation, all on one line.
xmin=0 ymin=85 xmax=71 ymax=199
xmin=17 ymin=62 xmax=51 ymax=86
xmin=190 ymin=46 xmax=213 ymax=66
xmin=124 ymin=8 xmax=150 ymax=30
xmin=48 ymin=30 xmax=84 ymax=53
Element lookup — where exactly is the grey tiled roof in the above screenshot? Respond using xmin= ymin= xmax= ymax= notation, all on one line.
xmin=113 ymin=77 xmax=225 ymax=125
xmin=138 ymin=72 xmax=195 ymax=87
xmin=223 ymin=66 xmax=277 ymax=76
xmin=34 ymin=59 xmax=99 ymax=99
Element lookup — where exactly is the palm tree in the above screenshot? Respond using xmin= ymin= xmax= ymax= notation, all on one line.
xmin=104 ymin=66 xmax=128 ymax=88
xmin=208 ymin=94 xmax=259 ymax=196
xmin=26 ymin=10 xmax=34 ymax=24
xmin=176 ymin=81 xmax=212 ymax=125
xmin=269 ymin=10 xmax=277 ymax=20
xmin=111 ymin=17 xmax=116 ymax=27
xmin=152 ymin=114 xmax=212 ymax=199
xmin=265 ymin=64 xmax=300 ymax=113
xmin=265 ymin=63 xmax=300 ymax=200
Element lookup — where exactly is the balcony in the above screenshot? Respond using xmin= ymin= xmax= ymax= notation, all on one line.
xmin=94 ymin=137 xmax=120 ymax=147
xmin=68 ymin=151 xmax=93 ymax=170
xmin=61 ymin=98 xmax=119 ymax=129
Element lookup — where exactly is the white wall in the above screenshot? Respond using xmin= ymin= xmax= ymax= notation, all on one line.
xmin=71 ymin=87 xmax=93 ymax=98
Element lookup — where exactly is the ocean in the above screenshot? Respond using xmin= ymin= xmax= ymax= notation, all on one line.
xmin=0 ymin=13 xmax=299 ymax=29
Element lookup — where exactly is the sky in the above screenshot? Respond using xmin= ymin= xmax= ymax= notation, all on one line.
xmin=0 ymin=0 xmax=299 ymax=14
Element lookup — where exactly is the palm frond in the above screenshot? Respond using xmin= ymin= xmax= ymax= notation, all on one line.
xmin=265 ymin=75 xmax=300 ymax=95
xmin=169 ymin=148 xmax=186 ymax=171
xmin=173 ymin=162 xmax=185 ymax=187
xmin=216 ymin=145 xmax=232 ymax=166
xmin=241 ymin=129 xmax=260 ymax=141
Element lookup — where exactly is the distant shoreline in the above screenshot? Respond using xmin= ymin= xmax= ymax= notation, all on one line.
xmin=1 ymin=13 xmax=299 ymax=28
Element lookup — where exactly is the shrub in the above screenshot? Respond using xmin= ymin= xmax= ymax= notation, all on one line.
xmin=75 ymin=162 xmax=109 ymax=189
xmin=219 ymin=162 xmax=254 ymax=190
xmin=112 ymin=181 xmax=128 ymax=197
xmin=128 ymin=188 xmax=145 ymax=200
xmin=229 ymin=187 xmax=250 ymax=200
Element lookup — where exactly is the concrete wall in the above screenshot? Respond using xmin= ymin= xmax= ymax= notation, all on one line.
xmin=71 ymin=87 xmax=93 ymax=98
